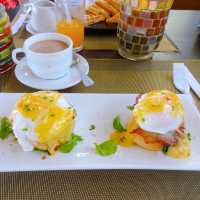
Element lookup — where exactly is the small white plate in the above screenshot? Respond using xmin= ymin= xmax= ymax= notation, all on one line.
xmin=15 ymin=53 xmax=89 ymax=90
xmin=26 ymin=22 xmax=54 ymax=35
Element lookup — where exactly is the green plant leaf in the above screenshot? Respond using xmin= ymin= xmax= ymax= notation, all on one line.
xmin=89 ymin=124 xmax=96 ymax=131
xmin=95 ymin=139 xmax=117 ymax=156
xmin=59 ymin=134 xmax=83 ymax=153
xmin=187 ymin=133 xmax=192 ymax=141
xmin=0 ymin=117 xmax=13 ymax=139
xmin=162 ymin=145 xmax=169 ymax=154
xmin=127 ymin=105 xmax=135 ymax=111
xmin=113 ymin=116 xmax=126 ymax=132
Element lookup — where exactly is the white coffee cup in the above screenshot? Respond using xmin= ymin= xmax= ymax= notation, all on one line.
xmin=30 ymin=0 xmax=62 ymax=33
xmin=12 ymin=33 xmax=73 ymax=79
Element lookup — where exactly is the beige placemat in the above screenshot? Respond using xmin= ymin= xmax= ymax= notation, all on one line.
xmin=84 ymin=34 xmax=179 ymax=52
xmin=0 ymin=60 xmax=200 ymax=200
xmin=14 ymin=27 xmax=178 ymax=53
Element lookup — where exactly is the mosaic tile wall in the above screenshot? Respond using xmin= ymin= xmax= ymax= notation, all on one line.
xmin=117 ymin=8 xmax=170 ymax=55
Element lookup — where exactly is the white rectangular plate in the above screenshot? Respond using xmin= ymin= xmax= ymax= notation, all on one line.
xmin=0 ymin=93 xmax=200 ymax=172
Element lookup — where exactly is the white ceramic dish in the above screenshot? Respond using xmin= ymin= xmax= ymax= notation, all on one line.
xmin=26 ymin=23 xmax=44 ymax=35
xmin=0 ymin=93 xmax=199 ymax=172
xmin=14 ymin=53 xmax=89 ymax=90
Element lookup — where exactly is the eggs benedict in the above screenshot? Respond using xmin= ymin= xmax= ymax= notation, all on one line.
xmin=111 ymin=90 xmax=191 ymax=158
xmin=11 ymin=91 xmax=76 ymax=155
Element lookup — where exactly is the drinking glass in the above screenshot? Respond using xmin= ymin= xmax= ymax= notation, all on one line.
xmin=117 ymin=0 xmax=174 ymax=60
xmin=56 ymin=0 xmax=85 ymax=52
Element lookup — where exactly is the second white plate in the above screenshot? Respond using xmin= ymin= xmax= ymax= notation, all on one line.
xmin=14 ymin=53 xmax=89 ymax=90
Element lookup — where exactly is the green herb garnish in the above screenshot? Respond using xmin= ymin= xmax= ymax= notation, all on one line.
xmin=95 ymin=139 xmax=117 ymax=156
xmin=162 ymin=145 xmax=169 ymax=154
xmin=113 ymin=116 xmax=126 ymax=132
xmin=141 ymin=118 xmax=145 ymax=122
xmin=24 ymin=104 xmax=31 ymax=112
xmin=22 ymin=127 xmax=28 ymax=132
xmin=127 ymin=105 xmax=135 ymax=111
xmin=42 ymin=96 xmax=48 ymax=100
xmin=187 ymin=133 xmax=192 ymax=141
xmin=0 ymin=117 xmax=13 ymax=139
xmin=59 ymin=134 xmax=83 ymax=153
xmin=89 ymin=124 xmax=95 ymax=131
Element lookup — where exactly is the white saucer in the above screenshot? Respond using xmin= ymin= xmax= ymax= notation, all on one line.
xmin=26 ymin=22 xmax=55 ymax=35
xmin=15 ymin=53 xmax=89 ymax=90
xmin=26 ymin=23 xmax=39 ymax=35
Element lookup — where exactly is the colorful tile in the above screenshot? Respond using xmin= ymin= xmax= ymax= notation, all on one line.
xmin=140 ymin=37 xmax=148 ymax=44
xmin=144 ymin=19 xmax=153 ymax=28
xmin=140 ymin=11 xmax=151 ymax=18
xmin=132 ymin=36 xmax=140 ymax=43
xmin=150 ymin=11 xmax=159 ymax=19
xmin=132 ymin=9 xmax=140 ymax=17
xmin=149 ymin=36 xmax=157 ymax=44
xmin=127 ymin=26 xmax=136 ymax=35
xmin=149 ymin=1 xmax=158 ymax=10
xmin=126 ymin=42 xmax=132 ymax=50
xmin=153 ymin=19 xmax=160 ymax=28
xmin=135 ymin=18 xmax=144 ymax=27
xmin=143 ymin=45 xmax=149 ymax=52
xmin=124 ymin=33 xmax=132 ymax=42
xmin=133 ymin=44 xmax=142 ymax=51
xmin=138 ymin=0 xmax=149 ymax=10
xmin=158 ymin=0 xmax=167 ymax=9
xmin=147 ymin=29 xmax=155 ymax=36
xmin=155 ymin=28 xmax=161 ymax=34
xmin=136 ymin=28 xmax=146 ymax=35
xmin=159 ymin=10 xmax=165 ymax=18
xmin=127 ymin=16 xmax=134 ymax=25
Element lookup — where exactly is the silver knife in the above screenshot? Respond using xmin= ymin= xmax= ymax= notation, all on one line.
xmin=173 ymin=63 xmax=190 ymax=94
xmin=184 ymin=64 xmax=200 ymax=99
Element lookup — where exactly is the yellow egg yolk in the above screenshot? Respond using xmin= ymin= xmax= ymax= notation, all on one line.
xmin=16 ymin=91 xmax=75 ymax=151
xmin=133 ymin=90 xmax=184 ymax=123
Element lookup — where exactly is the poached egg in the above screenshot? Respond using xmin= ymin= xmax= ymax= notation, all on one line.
xmin=133 ymin=90 xmax=184 ymax=134
xmin=11 ymin=91 xmax=76 ymax=155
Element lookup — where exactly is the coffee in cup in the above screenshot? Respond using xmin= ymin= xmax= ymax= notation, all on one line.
xmin=29 ymin=40 xmax=68 ymax=53
xmin=12 ymin=33 xmax=73 ymax=79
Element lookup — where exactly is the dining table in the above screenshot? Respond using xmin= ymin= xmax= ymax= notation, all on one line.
xmin=0 ymin=9 xmax=200 ymax=200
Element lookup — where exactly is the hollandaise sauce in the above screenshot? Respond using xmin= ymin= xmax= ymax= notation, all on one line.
xmin=16 ymin=91 xmax=75 ymax=153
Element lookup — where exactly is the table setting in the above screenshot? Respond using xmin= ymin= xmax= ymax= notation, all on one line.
xmin=0 ymin=0 xmax=200 ymax=199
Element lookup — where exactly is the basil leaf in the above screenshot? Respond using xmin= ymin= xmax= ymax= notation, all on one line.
xmin=89 ymin=124 xmax=95 ymax=131
xmin=127 ymin=105 xmax=135 ymax=111
xmin=95 ymin=139 xmax=117 ymax=156
xmin=72 ymin=134 xmax=83 ymax=142
xmin=60 ymin=134 xmax=83 ymax=153
xmin=60 ymin=141 xmax=76 ymax=153
xmin=113 ymin=116 xmax=126 ymax=132
xmin=0 ymin=117 xmax=13 ymax=139
xmin=162 ymin=145 xmax=169 ymax=154
xmin=187 ymin=133 xmax=192 ymax=141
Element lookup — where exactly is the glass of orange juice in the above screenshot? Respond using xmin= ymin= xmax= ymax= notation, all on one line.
xmin=56 ymin=0 xmax=85 ymax=52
